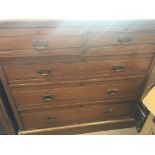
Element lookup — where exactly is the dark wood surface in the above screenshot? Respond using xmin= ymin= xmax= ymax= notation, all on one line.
xmin=0 ymin=20 xmax=154 ymax=134
xmin=0 ymin=97 xmax=14 ymax=134
xmin=0 ymin=65 xmax=23 ymax=129
xmin=0 ymin=82 xmax=17 ymax=134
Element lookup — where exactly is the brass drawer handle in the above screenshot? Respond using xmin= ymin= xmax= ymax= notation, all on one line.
xmin=32 ymin=40 xmax=48 ymax=50
xmin=107 ymin=89 xmax=118 ymax=96
xmin=112 ymin=65 xmax=125 ymax=72
xmin=37 ymin=69 xmax=52 ymax=76
xmin=42 ymin=95 xmax=55 ymax=102
xmin=118 ymin=37 xmax=132 ymax=44
xmin=47 ymin=116 xmax=56 ymax=122
xmin=104 ymin=108 xmax=113 ymax=114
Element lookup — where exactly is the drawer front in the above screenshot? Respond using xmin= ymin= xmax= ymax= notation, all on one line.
xmin=12 ymin=79 xmax=143 ymax=107
xmin=0 ymin=28 xmax=84 ymax=37
xmin=3 ymin=58 xmax=150 ymax=82
xmin=0 ymin=36 xmax=82 ymax=50
xmin=85 ymin=44 xmax=155 ymax=56
xmin=19 ymin=101 xmax=135 ymax=129
xmin=0 ymin=48 xmax=82 ymax=58
xmin=87 ymin=33 xmax=155 ymax=47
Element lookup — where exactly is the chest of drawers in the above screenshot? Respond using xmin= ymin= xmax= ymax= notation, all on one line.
xmin=0 ymin=20 xmax=154 ymax=134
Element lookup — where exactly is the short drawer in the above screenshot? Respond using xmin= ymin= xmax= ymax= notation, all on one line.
xmin=87 ymin=33 xmax=155 ymax=47
xmin=0 ymin=36 xmax=82 ymax=50
xmin=19 ymin=101 xmax=135 ymax=129
xmin=0 ymin=48 xmax=82 ymax=58
xmin=3 ymin=58 xmax=150 ymax=82
xmin=85 ymin=44 xmax=155 ymax=56
xmin=12 ymin=79 xmax=143 ymax=107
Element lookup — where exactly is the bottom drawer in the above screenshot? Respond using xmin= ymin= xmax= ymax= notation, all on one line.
xmin=19 ymin=100 xmax=136 ymax=130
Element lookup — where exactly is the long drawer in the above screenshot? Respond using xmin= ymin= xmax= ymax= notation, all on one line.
xmin=0 ymin=36 xmax=83 ymax=50
xmin=12 ymin=79 xmax=143 ymax=107
xmin=19 ymin=101 xmax=135 ymax=129
xmin=87 ymin=33 xmax=155 ymax=47
xmin=3 ymin=58 xmax=150 ymax=82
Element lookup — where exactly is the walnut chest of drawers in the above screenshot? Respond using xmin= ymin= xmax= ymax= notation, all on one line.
xmin=0 ymin=20 xmax=154 ymax=134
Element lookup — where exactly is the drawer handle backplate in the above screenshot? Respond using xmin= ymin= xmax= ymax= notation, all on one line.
xmin=118 ymin=37 xmax=132 ymax=44
xmin=112 ymin=65 xmax=125 ymax=72
xmin=104 ymin=108 xmax=113 ymax=114
xmin=37 ymin=69 xmax=52 ymax=76
xmin=42 ymin=95 xmax=55 ymax=102
xmin=107 ymin=89 xmax=118 ymax=96
xmin=47 ymin=116 xmax=56 ymax=122
xmin=32 ymin=40 xmax=48 ymax=50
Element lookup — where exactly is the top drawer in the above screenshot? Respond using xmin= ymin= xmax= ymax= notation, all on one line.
xmin=87 ymin=33 xmax=155 ymax=47
xmin=0 ymin=36 xmax=83 ymax=51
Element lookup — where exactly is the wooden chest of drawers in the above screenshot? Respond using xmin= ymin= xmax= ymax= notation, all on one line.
xmin=0 ymin=20 xmax=154 ymax=134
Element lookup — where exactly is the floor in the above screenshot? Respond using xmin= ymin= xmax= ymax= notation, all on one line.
xmin=83 ymin=127 xmax=138 ymax=135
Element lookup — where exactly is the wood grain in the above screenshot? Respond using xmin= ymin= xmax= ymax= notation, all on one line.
xmin=19 ymin=101 xmax=135 ymax=130
xmin=0 ymin=20 xmax=154 ymax=134
xmin=12 ymin=79 xmax=143 ymax=107
xmin=3 ymin=58 xmax=150 ymax=82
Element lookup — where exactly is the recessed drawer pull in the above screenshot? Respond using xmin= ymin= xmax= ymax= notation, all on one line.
xmin=104 ymin=108 xmax=113 ymax=114
xmin=42 ymin=95 xmax=55 ymax=102
xmin=107 ymin=89 xmax=118 ymax=96
xmin=37 ymin=69 xmax=52 ymax=76
xmin=32 ymin=40 xmax=48 ymax=50
xmin=47 ymin=116 xmax=56 ymax=122
xmin=112 ymin=65 xmax=125 ymax=72
xmin=118 ymin=37 xmax=132 ymax=44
